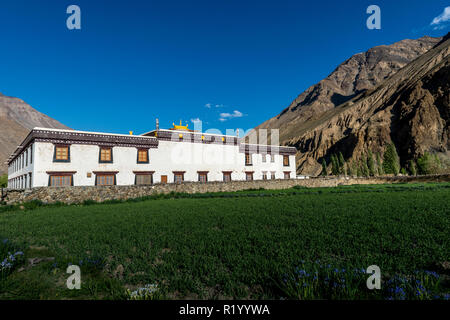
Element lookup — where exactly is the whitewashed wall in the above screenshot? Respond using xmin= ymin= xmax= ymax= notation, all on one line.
xmin=9 ymin=137 xmax=296 ymax=188
xmin=7 ymin=144 xmax=34 ymax=189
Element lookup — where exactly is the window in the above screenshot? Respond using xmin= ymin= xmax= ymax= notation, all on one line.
xmin=30 ymin=145 xmax=33 ymax=164
xmin=54 ymin=145 xmax=70 ymax=162
xmin=271 ymin=172 xmax=276 ymax=180
xmin=198 ymin=172 xmax=208 ymax=183
xmin=284 ymin=172 xmax=291 ymax=179
xmin=29 ymin=173 xmax=32 ymax=188
xmin=262 ymin=172 xmax=267 ymax=180
xmin=245 ymin=153 xmax=252 ymax=165
xmin=283 ymin=155 xmax=290 ymax=166
xmin=49 ymin=175 xmax=73 ymax=187
xmin=96 ymin=174 xmax=116 ymax=186
xmin=137 ymin=149 xmax=149 ymax=163
xmin=270 ymin=154 xmax=275 ymax=163
xmin=25 ymin=150 xmax=28 ymax=167
xmin=223 ymin=172 xmax=232 ymax=182
xmin=245 ymin=172 xmax=253 ymax=181
xmin=174 ymin=172 xmax=184 ymax=184
xmin=99 ymin=147 xmax=113 ymax=163
xmin=262 ymin=154 xmax=267 ymax=163
xmin=135 ymin=173 xmax=153 ymax=185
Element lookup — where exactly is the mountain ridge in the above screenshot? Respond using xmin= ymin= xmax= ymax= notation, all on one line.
xmin=253 ymin=34 xmax=449 ymax=175
xmin=0 ymin=94 xmax=70 ymax=174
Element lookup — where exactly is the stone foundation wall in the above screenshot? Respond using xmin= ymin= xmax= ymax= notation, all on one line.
xmin=2 ymin=174 xmax=450 ymax=205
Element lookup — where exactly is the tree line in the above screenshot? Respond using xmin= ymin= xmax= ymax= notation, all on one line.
xmin=321 ymin=143 xmax=445 ymax=177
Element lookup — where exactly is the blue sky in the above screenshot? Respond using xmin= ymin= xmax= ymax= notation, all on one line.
xmin=0 ymin=0 xmax=448 ymax=136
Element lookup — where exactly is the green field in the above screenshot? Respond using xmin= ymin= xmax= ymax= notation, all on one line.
xmin=0 ymin=183 xmax=449 ymax=300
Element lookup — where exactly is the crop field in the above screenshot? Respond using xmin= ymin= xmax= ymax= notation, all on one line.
xmin=0 ymin=183 xmax=449 ymax=300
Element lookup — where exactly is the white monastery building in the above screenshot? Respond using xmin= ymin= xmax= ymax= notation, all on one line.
xmin=6 ymin=121 xmax=297 ymax=189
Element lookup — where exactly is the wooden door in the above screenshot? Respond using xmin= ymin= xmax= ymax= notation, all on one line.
xmin=161 ymin=175 xmax=167 ymax=184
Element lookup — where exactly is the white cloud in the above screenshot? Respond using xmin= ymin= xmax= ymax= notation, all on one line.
xmin=219 ymin=110 xmax=244 ymax=122
xmin=431 ymin=6 xmax=450 ymax=29
xmin=205 ymin=103 xmax=225 ymax=108
xmin=190 ymin=118 xmax=201 ymax=124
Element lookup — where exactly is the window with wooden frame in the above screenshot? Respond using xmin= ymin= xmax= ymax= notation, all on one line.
xmin=198 ymin=171 xmax=208 ymax=183
xmin=262 ymin=171 xmax=267 ymax=180
xmin=95 ymin=174 xmax=116 ymax=186
xmin=137 ymin=149 xmax=149 ymax=164
xmin=245 ymin=171 xmax=253 ymax=181
xmin=173 ymin=172 xmax=184 ymax=184
xmin=262 ymin=154 xmax=267 ymax=163
xmin=47 ymin=172 xmax=75 ymax=187
xmin=270 ymin=154 xmax=275 ymax=163
xmin=284 ymin=172 xmax=291 ymax=179
xmin=283 ymin=155 xmax=290 ymax=166
xmin=223 ymin=172 xmax=232 ymax=182
xmin=271 ymin=172 xmax=276 ymax=180
xmin=245 ymin=153 xmax=252 ymax=165
xmin=53 ymin=145 xmax=70 ymax=162
xmin=135 ymin=172 xmax=153 ymax=185
xmin=99 ymin=147 xmax=113 ymax=163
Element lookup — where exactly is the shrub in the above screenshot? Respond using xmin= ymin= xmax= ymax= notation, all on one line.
xmin=82 ymin=199 xmax=97 ymax=206
xmin=0 ymin=175 xmax=7 ymax=188
xmin=417 ymin=152 xmax=442 ymax=175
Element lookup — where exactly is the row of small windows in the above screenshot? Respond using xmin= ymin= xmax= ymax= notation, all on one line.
xmin=53 ymin=145 xmax=149 ymax=164
xmin=8 ymin=173 xmax=32 ymax=189
xmin=45 ymin=171 xmax=292 ymax=187
xmin=53 ymin=145 xmax=290 ymax=166
xmin=10 ymin=145 xmax=33 ymax=173
xmin=245 ymin=153 xmax=290 ymax=166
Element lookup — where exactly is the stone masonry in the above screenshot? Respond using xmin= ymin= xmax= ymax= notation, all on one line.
xmin=2 ymin=174 xmax=450 ymax=205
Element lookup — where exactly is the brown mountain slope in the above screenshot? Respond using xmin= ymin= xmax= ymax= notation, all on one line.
xmin=285 ymin=34 xmax=450 ymax=175
xmin=255 ymin=36 xmax=441 ymax=145
xmin=0 ymin=93 xmax=70 ymax=174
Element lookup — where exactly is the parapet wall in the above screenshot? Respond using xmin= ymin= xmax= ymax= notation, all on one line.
xmin=3 ymin=174 xmax=450 ymax=205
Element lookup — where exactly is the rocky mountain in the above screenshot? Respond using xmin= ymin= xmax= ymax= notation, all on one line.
xmin=253 ymin=34 xmax=449 ymax=175
xmin=0 ymin=93 xmax=69 ymax=174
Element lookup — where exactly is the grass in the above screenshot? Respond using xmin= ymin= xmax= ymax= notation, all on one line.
xmin=0 ymin=183 xmax=449 ymax=300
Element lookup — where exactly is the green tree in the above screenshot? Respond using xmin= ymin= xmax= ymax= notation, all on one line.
xmin=0 ymin=174 xmax=7 ymax=188
xmin=408 ymin=160 xmax=417 ymax=176
xmin=367 ymin=150 xmax=376 ymax=176
xmin=356 ymin=163 xmax=362 ymax=177
xmin=361 ymin=157 xmax=370 ymax=177
xmin=383 ymin=143 xmax=400 ymax=175
xmin=338 ymin=152 xmax=345 ymax=175
xmin=331 ymin=154 xmax=339 ymax=176
xmin=349 ymin=160 xmax=357 ymax=176
xmin=321 ymin=159 xmax=327 ymax=176
xmin=376 ymin=152 xmax=384 ymax=175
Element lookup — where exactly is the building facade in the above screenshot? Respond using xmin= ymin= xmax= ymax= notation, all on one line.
xmin=6 ymin=125 xmax=297 ymax=188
